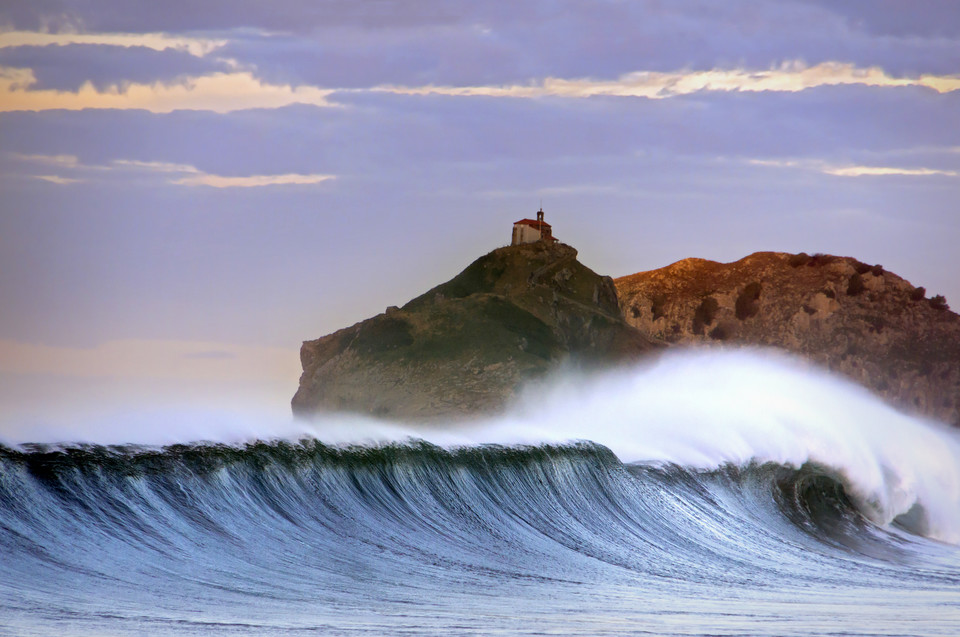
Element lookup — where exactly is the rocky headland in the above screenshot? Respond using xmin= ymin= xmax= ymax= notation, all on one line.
xmin=294 ymin=243 xmax=959 ymax=427
xmin=292 ymin=241 xmax=661 ymax=420
xmin=615 ymin=252 xmax=960 ymax=426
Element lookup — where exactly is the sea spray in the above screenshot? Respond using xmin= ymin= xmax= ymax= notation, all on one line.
xmin=506 ymin=349 xmax=960 ymax=542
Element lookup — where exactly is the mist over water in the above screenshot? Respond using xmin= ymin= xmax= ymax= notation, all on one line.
xmin=4 ymin=348 xmax=960 ymax=543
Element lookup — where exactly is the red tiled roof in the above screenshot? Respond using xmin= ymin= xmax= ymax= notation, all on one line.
xmin=513 ymin=219 xmax=552 ymax=229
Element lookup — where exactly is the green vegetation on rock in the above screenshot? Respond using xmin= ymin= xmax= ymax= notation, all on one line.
xmin=293 ymin=241 xmax=661 ymax=420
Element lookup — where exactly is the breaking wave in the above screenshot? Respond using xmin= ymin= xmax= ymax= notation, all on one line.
xmin=3 ymin=349 xmax=959 ymax=544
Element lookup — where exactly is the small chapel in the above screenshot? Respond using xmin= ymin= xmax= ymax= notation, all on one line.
xmin=511 ymin=207 xmax=556 ymax=245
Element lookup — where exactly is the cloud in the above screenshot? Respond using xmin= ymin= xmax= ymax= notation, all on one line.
xmin=0 ymin=2 xmax=471 ymax=35
xmin=4 ymin=82 xmax=958 ymax=184
xmin=795 ymin=0 xmax=960 ymax=38
xmin=4 ymin=2 xmax=959 ymax=90
xmin=0 ymin=30 xmax=226 ymax=57
xmin=4 ymin=57 xmax=958 ymax=115
xmin=823 ymin=165 xmax=959 ymax=178
xmin=111 ymin=158 xmax=201 ymax=173
xmin=7 ymin=153 xmax=336 ymax=188
xmin=374 ymin=62 xmax=960 ymax=99
xmin=749 ymin=157 xmax=959 ymax=178
xmin=0 ymin=41 xmax=236 ymax=91
xmin=172 ymin=173 xmax=336 ymax=188
xmin=11 ymin=152 xmax=80 ymax=166
xmin=113 ymin=159 xmax=336 ymax=188
xmin=6 ymin=153 xmax=85 ymax=184
xmin=33 ymin=174 xmax=83 ymax=185
xmin=0 ymin=66 xmax=335 ymax=113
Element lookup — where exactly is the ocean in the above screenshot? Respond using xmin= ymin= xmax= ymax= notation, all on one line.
xmin=2 ymin=350 xmax=960 ymax=636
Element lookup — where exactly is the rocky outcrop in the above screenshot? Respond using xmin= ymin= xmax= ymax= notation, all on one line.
xmin=615 ymin=252 xmax=960 ymax=426
xmin=293 ymin=241 xmax=662 ymax=420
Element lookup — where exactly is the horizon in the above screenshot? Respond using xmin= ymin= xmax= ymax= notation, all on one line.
xmin=1 ymin=1 xmax=959 ymax=426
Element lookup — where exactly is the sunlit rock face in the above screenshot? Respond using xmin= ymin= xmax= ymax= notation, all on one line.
xmin=293 ymin=241 xmax=662 ymax=420
xmin=615 ymin=252 xmax=960 ymax=426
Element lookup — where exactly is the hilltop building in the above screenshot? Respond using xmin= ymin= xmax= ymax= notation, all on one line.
xmin=512 ymin=207 xmax=555 ymax=245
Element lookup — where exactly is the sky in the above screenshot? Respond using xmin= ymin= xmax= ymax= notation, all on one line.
xmin=1 ymin=0 xmax=959 ymax=424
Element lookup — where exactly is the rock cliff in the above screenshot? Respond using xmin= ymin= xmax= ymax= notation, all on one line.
xmin=293 ymin=241 xmax=662 ymax=420
xmin=615 ymin=252 xmax=960 ymax=426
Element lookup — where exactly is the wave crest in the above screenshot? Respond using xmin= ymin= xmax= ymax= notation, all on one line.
xmin=4 ymin=349 xmax=960 ymax=543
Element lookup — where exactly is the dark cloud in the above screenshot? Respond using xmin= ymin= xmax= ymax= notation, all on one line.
xmin=320 ymin=86 xmax=960 ymax=166
xmin=795 ymin=0 xmax=960 ymax=38
xmin=2 ymin=83 xmax=958 ymax=178
xmin=0 ymin=0 xmax=476 ymax=34
xmin=206 ymin=1 xmax=960 ymax=88
xmin=0 ymin=44 xmax=232 ymax=91
xmin=3 ymin=0 xmax=958 ymax=89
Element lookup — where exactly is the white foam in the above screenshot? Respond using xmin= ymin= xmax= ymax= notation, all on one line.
xmin=502 ymin=349 xmax=960 ymax=543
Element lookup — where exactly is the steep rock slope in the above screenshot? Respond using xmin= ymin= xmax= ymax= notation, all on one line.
xmin=293 ymin=241 xmax=661 ymax=420
xmin=615 ymin=252 xmax=960 ymax=425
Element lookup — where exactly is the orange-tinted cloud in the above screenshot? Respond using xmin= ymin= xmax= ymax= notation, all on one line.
xmin=0 ymin=30 xmax=226 ymax=57
xmin=375 ymin=62 xmax=960 ymax=99
xmin=0 ymin=66 xmax=335 ymax=113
